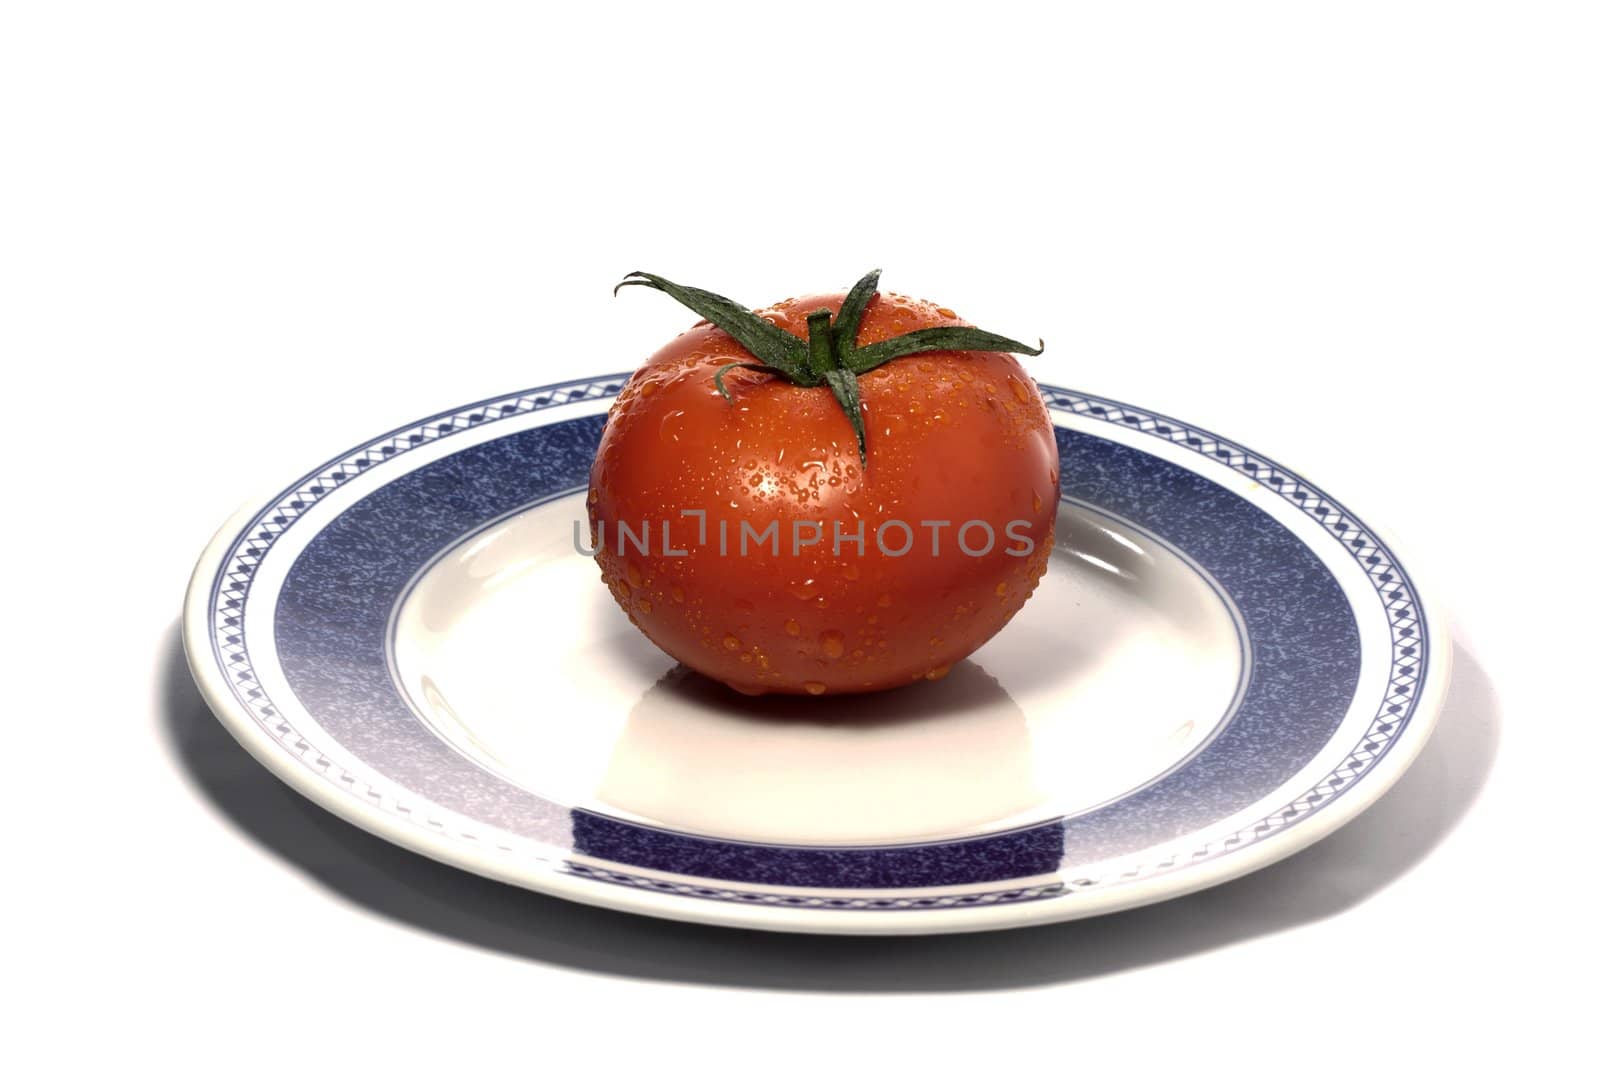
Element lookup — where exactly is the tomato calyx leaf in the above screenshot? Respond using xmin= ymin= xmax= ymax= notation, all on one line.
xmin=615 ymin=268 xmax=1043 ymax=467
xmin=831 ymin=268 xmax=882 ymax=370
xmin=848 ymin=326 xmax=1044 ymax=374
xmin=822 ymin=367 xmax=868 ymax=467
xmin=712 ymin=361 xmax=784 ymax=403
xmin=615 ymin=271 xmax=810 ymax=381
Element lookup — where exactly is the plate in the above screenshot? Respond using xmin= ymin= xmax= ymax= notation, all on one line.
xmin=184 ymin=374 xmax=1448 ymax=935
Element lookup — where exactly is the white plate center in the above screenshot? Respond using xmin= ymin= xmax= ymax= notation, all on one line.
xmin=390 ymin=496 xmax=1246 ymax=846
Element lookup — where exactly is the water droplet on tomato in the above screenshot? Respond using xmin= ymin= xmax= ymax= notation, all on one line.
xmin=820 ymin=630 xmax=845 ymax=659
xmin=722 ymin=634 xmax=742 ymax=651
xmin=784 ymin=619 xmax=801 ymax=637
xmin=790 ymin=578 xmax=819 ymax=600
xmin=658 ymin=409 xmax=687 ymax=443
xmin=803 ymin=681 xmax=827 ymax=696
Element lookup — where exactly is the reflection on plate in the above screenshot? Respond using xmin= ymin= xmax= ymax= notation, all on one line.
xmin=392 ymin=496 xmax=1245 ymax=845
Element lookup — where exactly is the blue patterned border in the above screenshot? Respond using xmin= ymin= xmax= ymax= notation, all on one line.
xmin=205 ymin=375 xmax=1430 ymax=910
xmin=208 ymin=377 xmax=625 ymax=850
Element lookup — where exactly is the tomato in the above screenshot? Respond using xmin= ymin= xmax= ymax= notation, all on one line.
xmin=587 ymin=272 xmax=1058 ymax=696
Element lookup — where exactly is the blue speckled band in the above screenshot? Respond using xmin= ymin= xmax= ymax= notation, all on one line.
xmin=270 ymin=404 xmax=1359 ymax=889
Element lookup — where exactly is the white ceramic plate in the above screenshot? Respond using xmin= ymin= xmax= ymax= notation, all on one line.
xmin=184 ymin=375 xmax=1448 ymax=935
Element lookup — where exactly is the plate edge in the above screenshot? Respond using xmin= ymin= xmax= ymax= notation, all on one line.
xmin=177 ymin=378 xmax=1455 ymax=935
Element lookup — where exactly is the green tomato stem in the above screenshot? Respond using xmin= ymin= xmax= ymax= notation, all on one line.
xmin=615 ymin=269 xmax=1043 ymax=466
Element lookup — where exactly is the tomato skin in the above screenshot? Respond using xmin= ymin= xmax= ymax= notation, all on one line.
xmin=588 ymin=289 xmax=1058 ymax=696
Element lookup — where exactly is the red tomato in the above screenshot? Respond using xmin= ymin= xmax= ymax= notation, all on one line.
xmin=588 ymin=279 xmax=1058 ymax=696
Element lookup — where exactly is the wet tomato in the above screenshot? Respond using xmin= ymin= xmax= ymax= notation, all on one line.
xmin=587 ymin=270 xmax=1058 ymax=696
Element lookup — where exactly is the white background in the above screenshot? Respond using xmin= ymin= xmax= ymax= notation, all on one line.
xmin=3 ymin=1 xmax=1595 ymax=1062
